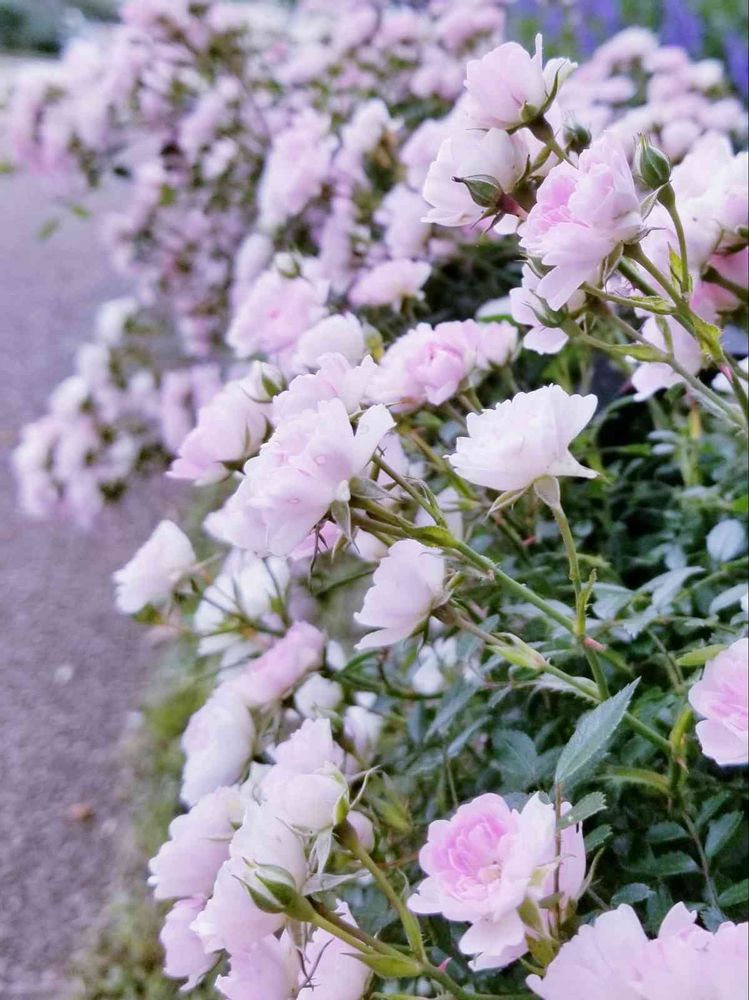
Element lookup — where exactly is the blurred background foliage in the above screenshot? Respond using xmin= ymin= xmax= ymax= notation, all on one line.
xmin=1 ymin=0 xmax=747 ymax=99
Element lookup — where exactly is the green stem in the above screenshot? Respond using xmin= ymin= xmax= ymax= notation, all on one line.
xmin=682 ymin=811 xmax=721 ymax=911
xmin=618 ymin=258 xmax=660 ymax=298
xmin=452 ymin=614 xmax=670 ymax=753
xmin=603 ymin=311 xmax=745 ymax=431
xmin=311 ymin=902 xmax=393 ymax=956
xmin=658 ymin=185 xmax=689 ymax=296
xmin=449 ymin=537 xmax=575 ymax=633
xmin=703 ymin=266 xmax=749 ymax=303
xmin=549 ymin=500 xmax=610 ymax=700
xmin=724 ymin=353 xmax=749 ymax=419
xmin=337 ymin=821 xmax=426 ymax=961
xmin=372 ymin=454 xmax=445 ymax=526
xmin=625 ymin=244 xmax=685 ymax=306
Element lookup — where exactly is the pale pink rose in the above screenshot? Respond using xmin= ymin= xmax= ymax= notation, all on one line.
xmin=520 ymin=134 xmax=642 ymax=310
xmin=230 ymin=622 xmax=325 ymax=707
xmin=368 ymin=320 xmax=515 ymax=412
xmin=410 ymin=793 xmax=585 ymax=971
xmin=422 ymin=129 xmax=529 ymax=227
xmin=231 ymin=233 xmax=274 ymax=310
xmin=401 ymin=117 xmax=454 ymax=190
xmin=180 ymin=687 xmax=256 ymax=806
xmin=113 ymin=520 xmax=195 ymax=614
xmin=349 ymin=260 xmax=431 ymax=310
xmin=262 ymin=718 xmax=348 ymax=832
xmin=448 ymin=385 xmax=597 ymax=492
xmin=464 ymin=35 xmax=575 ymax=130
xmin=630 ymin=316 xmax=703 ymax=401
xmin=195 ymin=802 xmax=307 ymax=956
xmin=355 ymin=540 xmax=446 ymax=649
xmin=298 ymin=903 xmax=372 ymax=1000
xmin=227 ymin=270 xmax=329 ymax=368
xmin=160 ymin=897 xmax=214 ymax=991
xmin=510 ymin=264 xmax=586 ymax=355
xmin=688 ymin=638 xmax=748 ymax=766
xmin=204 ymin=399 xmax=394 ymax=556
xmin=160 ymin=365 xmax=223 ymax=455
xmin=169 ymin=372 xmax=271 ymax=483
xmin=376 ymin=184 xmax=432 ymax=259
xmin=293 ymin=314 xmax=367 ymax=370
xmin=272 ymin=354 xmax=376 ymax=423
xmin=294 ymin=673 xmax=344 ymax=717
xmin=630 ymin=906 xmax=748 ymax=1000
xmin=347 ymin=810 xmax=375 ymax=852
xmin=258 ymin=110 xmax=335 ymax=230
xmin=194 ymin=550 xmax=290 ymax=658
xmin=192 ymin=857 xmax=284 ymax=957
xmin=343 ymin=705 xmax=384 ymax=765
xmin=528 ymin=902 xmax=748 ymax=1000
xmin=149 ymin=786 xmax=243 ymax=900
xmin=216 ymin=935 xmax=300 ymax=1000
xmin=436 ymin=4 xmax=504 ymax=51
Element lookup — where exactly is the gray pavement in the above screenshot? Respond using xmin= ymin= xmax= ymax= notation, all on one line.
xmin=0 ymin=170 xmax=183 ymax=993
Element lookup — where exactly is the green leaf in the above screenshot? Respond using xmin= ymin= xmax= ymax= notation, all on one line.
xmin=425 ymin=682 xmax=477 ymax=740
xmin=37 ymin=218 xmax=61 ymax=241
xmin=641 ymin=566 xmax=703 ymax=611
xmin=706 ymin=519 xmax=747 ymax=562
xmin=676 ymin=645 xmax=726 ymax=668
xmin=603 ymin=766 xmax=670 ymax=795
xmin=691 ymin=315 xmax=724 ymax=361
xmin=718 ymin=880 xmax=749 ymax=908
xmin=557 ymin=792 xmax=607 ymax=830
xmin=447 ymin=717 xmax=486 ymax=757
xmin=628 ymin=294 xmax=675 ymax=315
xmin=355 ymin=952 xmax=423 ymax=979
xmin=493 ymin=729 xmax=539 ymax=791
xmin=69 ymin=202 xmax=91 ymax=220
xmin=630 ymin=851 xmax=700 ymax=877
xmin=705 ymin=811 xmax=744 ymax=859
xmin=611 ymin=883 xmax=653 ymax=906
xmin=697 ymin=791 xmax=734 ymax=829
xmin=584 ymin=824 xmax=612 ymax=852
xmin=648 ymin=821 xmax=688 ymax=844
xmin=555 ymin=680 xmax=639 ymax=788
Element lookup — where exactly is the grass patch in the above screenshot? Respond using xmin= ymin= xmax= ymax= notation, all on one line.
xmin=69 ymin=639 xmax=218 ymax=1000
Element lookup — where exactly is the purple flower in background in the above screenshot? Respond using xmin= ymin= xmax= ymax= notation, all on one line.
xmin=661 ymin=0 xmax=703 ymax=55
xmin=725 ymin=34 xmax=749 ymax=99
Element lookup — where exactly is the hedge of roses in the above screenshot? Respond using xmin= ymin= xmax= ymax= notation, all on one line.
xmin=9 ymin=1 xmax=749 ymax=997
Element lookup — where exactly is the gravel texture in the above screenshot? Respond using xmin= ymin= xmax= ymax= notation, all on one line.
xmin=0 ymin=168 xmax=184 ymax=995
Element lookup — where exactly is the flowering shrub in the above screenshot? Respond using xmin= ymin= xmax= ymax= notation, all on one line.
xmin=9 ymin=0 xmax=749 ymax=997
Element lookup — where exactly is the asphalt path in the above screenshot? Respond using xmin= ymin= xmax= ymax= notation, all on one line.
xmin=0 ymin=165 xmax=183 ymax=995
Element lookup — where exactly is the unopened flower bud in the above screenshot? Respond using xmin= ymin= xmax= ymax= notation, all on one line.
xmin=563 ymin=119 xmax=591 ymax=156
xmin=634 ymin=138 xmax=671 ymax=191
xmin=246 ymin=864 xmax=299 ymax=914
xmin=452 ymin=173 xmax=504 ymax=210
